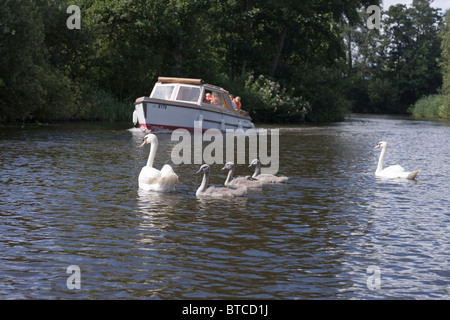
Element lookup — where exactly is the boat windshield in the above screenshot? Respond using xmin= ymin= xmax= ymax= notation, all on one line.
xmin=176 ymin=86 xmax=200 ymax=103
xmin=151 ymin=85 xmax=175 ymax=100
xmin=203 ymin=89 xmax=225 ymax=107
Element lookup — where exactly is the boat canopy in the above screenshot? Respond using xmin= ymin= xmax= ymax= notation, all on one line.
xmin=150 ymin=77 xmax=235 ymax=110
xmin=158 ymin=77 xmax=203 ymax=85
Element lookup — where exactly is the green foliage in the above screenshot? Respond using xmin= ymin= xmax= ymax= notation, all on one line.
xmin=79 ymin=87 xmax=134 ymax=122
xmin=290 ymin=64 xmax=352 ymax=122
xmin=367 ymin=78 xmax=399 ymax=114
xmin=344 ymin=0 xmax=444 ymax=114
xmin=0 ymin=0 xmax=47 ymax=122
xmin=33 ymin=70 xmax=82 ymax=122
xmin=409 ymin=94 xmax=444 ymax=117
xmin=410 ymin=9 xmax=450 ymax=119
xmin=0 ymin=0 xmax=138 ymax=123
xmin=409 ymin=93 xmax=450 ymax=119
xmin=440 ymin=11 xmax=450 ymax=94
xmin=243 ymin=75 xmax=310 ymax=123
xmin=0 ymin=0 xmax=89 ymax=123
xmin=342 ymin=77 xmax=370 ymax=113
xmin=440 ymin=94 xmax=450 ymax=118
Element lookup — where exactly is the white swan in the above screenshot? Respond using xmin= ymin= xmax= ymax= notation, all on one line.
xmin=221 ymin=162 xmax=263 ymax=188
xmin=249 ymin=159 xmax=289 ymax=183
xmin=196 ymin=164 xmax=247 ymax=198
xmin=374 ymin=141 xmax=420 ymax=180
xmin=138 ymin=134 xmax=178 ymax=192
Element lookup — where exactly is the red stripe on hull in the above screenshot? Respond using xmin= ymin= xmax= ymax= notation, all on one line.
xmin=139 ymin=123 xmax=211 ymax=133
xmin=139 ymin=123 xmax=251 ymax=133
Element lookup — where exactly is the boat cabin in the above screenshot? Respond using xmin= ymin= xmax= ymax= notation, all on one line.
xmin=150 ymin=77 xmax=237 ymax=110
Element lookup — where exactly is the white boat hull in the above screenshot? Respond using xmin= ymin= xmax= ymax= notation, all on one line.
xmin=134 ymin=99 xmax=255 ymax=132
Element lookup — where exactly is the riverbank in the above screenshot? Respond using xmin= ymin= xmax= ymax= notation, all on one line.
xmin=409 ymin=94 xmax=450 ymax=119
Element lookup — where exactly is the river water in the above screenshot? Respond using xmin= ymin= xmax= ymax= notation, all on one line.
xmin=0 ymin=114 xmax=449 ymax=300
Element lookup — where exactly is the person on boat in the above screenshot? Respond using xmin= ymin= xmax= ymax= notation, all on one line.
xmin=211 ymin=92 xmax=220 ymax=105
xmin=233 ymin=96 xmax=241 ymax=110
xmin=204 ymin=93 xmax=213 ymax=103
xmin=230 ymin=95 xmax=237 ymax=109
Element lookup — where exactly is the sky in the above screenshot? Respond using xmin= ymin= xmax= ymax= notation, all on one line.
xmin=382 ymin=0 xmax=450 ymax=12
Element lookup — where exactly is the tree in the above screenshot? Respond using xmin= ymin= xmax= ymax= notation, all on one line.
xmin=0 ymin=0 xmax=47 ymax=122
xmin=441 ymin=10 xmax=450 ymax=94
xmin=0 ymin=0 xmax=83 ymax=123
xmin=343 ymin=0 xmax=443 ymax=114
xmin=380 ymin=0 xmax=443 ymax=111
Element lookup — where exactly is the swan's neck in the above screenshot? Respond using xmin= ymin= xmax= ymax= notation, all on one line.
xmin=146 ymin=139 xmax=158 ymax=167
xmin=198 ymin=170 xmax=210 ymax=193
xmin=376 ymin=145 xmax=387 ymax=173
xmin=252 ymin=162 xmax=261 ymax=178
xmin=224 ymin=167 xmax=235 ymax=184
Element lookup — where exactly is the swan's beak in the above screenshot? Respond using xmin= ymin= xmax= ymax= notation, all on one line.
xmin=196 ymin=168 xmax=202 ymax=174
xmin=374 ymin=144 xmax=380 ymax=149
xmin=221 ymin=166 xmax=226 ymax=171
xmin=140 ymin=139 xmax=147 ymax=147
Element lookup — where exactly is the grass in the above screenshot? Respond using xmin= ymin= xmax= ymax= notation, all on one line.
xmin=409 ymin=94 xmax=450 ymax=119
xmin=88 ymin=90 xmax=134 ymax=122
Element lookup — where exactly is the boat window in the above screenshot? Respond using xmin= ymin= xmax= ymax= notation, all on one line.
xmin=176 ymin=86 xmax=200 ymax=103
xmin=151 ymin=85 xmax=175 ymax=100
xmin=203 ymin=90 xmax=224 ymax=107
